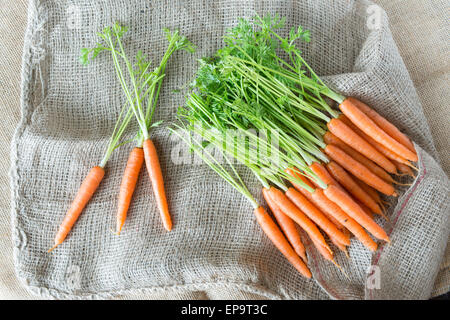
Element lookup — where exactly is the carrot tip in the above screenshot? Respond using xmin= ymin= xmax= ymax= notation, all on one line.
xmin=47 ymin=244 xmax=59 ymax=253
xmin=393 ymin=180 xmax=413 ymax=186
xmin=332 ymin=259 xmax=350 ymax=279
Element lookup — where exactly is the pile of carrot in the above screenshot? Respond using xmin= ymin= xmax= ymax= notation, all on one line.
xmin=49 ymin=24 xmax=194 ymax=251
xmin=175 ymin=14 xmax=418 ymax=278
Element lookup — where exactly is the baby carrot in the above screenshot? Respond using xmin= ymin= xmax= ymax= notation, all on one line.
xmin=326 ymin=161 xmax=382 ymax=215
xmin=49 ymin=166 xmax=105 ymax=252
xmin=285 ymin=187 xmax=351 ymax=246
xmin=286 ymin=168 xmax=344 ymax=230
xmin=254 ymin=206 xmax=312 ymax=278
xmin=324 ymin=144 xmax=397 ymax=196
xmin=143 ymin=139 xmax=172 ymax=231
xmin=339 ymin=98 xmax=418 ymax=162
xmin=285 ymin=169 xmax=377 ymax=251
xmin=267 ymin=187 xmax=332 ymax=254
xmin=116 ymin=147 xmax=144 ymax=234
xmin=323 ymin=131 xmax=394 ymax=183
xmin=263 ymin=188 xmax=307 ymax=262
xmin=349 ymin=97 xmax=416 ymax=154
xmin=324 ymin=184 xmax=390 ymax=242
xmin=327 ymin=117 xmax=397 ymax=174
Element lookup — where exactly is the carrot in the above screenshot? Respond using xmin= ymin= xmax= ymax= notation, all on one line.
xmin=254 ymin=206 xmax=312 ymax=278
xmin=324 ymin=144 xmax=397 ymax=196
xmin=329 ymin=235 xmax=349 ymax=258
xmin=285 ymin=169 xmax=377 ymax=251
xmin=356 ymin=200 xmax=374 ymax=219
xmin=349 ymin=97 xmax=416 ymax=154
xmin=266 ymin=187 xmax=332 ymax=254
xmin=324 ymin=184 xmax=390 ymax=242
xmin=394 ymin=160 xmax=416 ymax=178
xmin=262 ymin=188 xmax=307 ymax=262
xmin=286 ymin=168 xmax=344 ymax=230
xmin=326 ymin=161 xmax=382 ymax=215
xmin=310 ymin=237 xmax=334 ymax=261
xmin=323 ymin=131 xmax=394 ymax=183
xmin=339 ymin=98 xmax=418 ymax=162
xmin=354 ymin=178 xmax=381 ymax=204
xmin=49 ymin=166 xmax=105 ymax=252
xmin=339 ymin=114 xmax=414 ymax=170
xmin=116 ymin=147 xmax=145 ymax=234
xmin=327 ymin=117 xmax=397 ymax=174
xmin=309 ymin=162 xmax=340 ymax=187
xmin=285 ymin=187 xmax=351 ymax=246
xmin=143 ymin=139 xmax=172 ymax=231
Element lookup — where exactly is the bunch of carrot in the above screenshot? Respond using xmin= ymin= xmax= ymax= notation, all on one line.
xmin=48 ymin=24 xmax=194 ymax=251
xmin=175 ymin=14 xmax=417 ymax=277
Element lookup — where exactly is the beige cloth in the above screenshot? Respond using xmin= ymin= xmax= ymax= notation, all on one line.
xmin=1 ymin=0 xmax=448 ymax=299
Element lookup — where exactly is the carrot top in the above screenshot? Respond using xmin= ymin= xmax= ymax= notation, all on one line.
xmin=81 ymin=23 xmax=195 ymax=148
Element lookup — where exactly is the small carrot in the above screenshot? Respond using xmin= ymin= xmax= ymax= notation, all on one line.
xmin=326 ymin=161 xmax=382 ymax=215
xmin=266 ymin=187 xmax=332 ymax=254
xmin=324 ymin=144 xmax=397 ymax=196
xmin=394 ymin=160 xmax=416 ymax=178
xmin=309 ymin=162 xmax=340 ymax=187
xmin=329 ymin=235 xmax=349 ymax=258
xmin=349 ymin=97 xmax=416 ymax=154
xmin=353 ymin=177 xmax=389 ymax=219
xmin=49 ymin=166 xmax=105 ymax=252
xmin=353 ymin=176 xmax=382 ymax=204
xmin=286 ymin=168 xmax=344 ymax=229
xmin=262 ymin=188 xmax=307 ymax=262
xmin=339 ymin=115 xmax=415 ymax=171
xmin=285 ymin=187 xmax=350 ymax=246
xmin=356 ymin=199 xmax=374 ymax=219
xmin=324 ymin=184 xmax=390 ymax=242
xmin=116 ymin=147 xmax=144 ymax=234
xmin=339 ymin=98 xmax=418 ymax=162
xmin=254 ymin=206 xmax=312 ymax=278
xmin=327 ymin=117 xmax=397 ymax=174
xmin=286 ymin=169 xmax=377 ymax=251
xmin=323 ymin=131 xmax=394 ymax=183
xmin=310 ymin=237 xmax=334 ymax=261
xmin=143 ymin=139 xmax=172 ymax=231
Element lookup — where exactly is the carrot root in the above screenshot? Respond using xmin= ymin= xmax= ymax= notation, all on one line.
xmin=143 ymin=139 xmax=172 ymax=231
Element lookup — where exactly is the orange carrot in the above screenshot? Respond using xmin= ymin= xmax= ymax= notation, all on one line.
xmin=262 ymin=188 xmax=307 ymax=262
xmin=329 ymin=235 xmax=349 ymax=257
xmin=116 ymin=147 xmax=145 ymax=234
xmin=349 ymin=97 xmax=416 ymax=154
xmin=143 ymin=139 xmax=172 ymax=231
xmin=324 ymin=184 xmax=390 ymax=242
xmin=310 ymin=237 xmax=334 ymax=261
xmin=254 ymin=206 xmax=312 ymax=278
xmin=286 ymin=168 xmax=344 ymax=230
xmin=353 ymin=177 xmax=382 ymax=205
xmin=266 ymin=187 xmax=332 ymax=254
xmin=394 ymin=160 xmax=416 ymax=178
xmin=339 ymin=115 xmax=414 ymax=170
xmin=326 ymin=161 xmax=382 ymax=215
xmin=356 ymin=200 xmax=374 ymax=219
xmin=323 ymin=131 xmax=394 ymax=183
xmin=309 ymin=162 xmax=340 ymax=187
xmin=285 ymin=169 xmax=377 ymax=251
xmin=49 ymin=166 xmax=105 ymax=252
xmin=324 ymin=144 xmax=397 ymax=196
xmin=285 ymin=187 xmax=350 ymax=246
xmin=327 ymin=117 xmax=397 ymax=174
xmin=339 ymin=98 xmax=418 ymax=162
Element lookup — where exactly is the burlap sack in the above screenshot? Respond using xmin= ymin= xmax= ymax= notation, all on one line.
xmin=11 ymin=0 xmax=449 ymax=299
